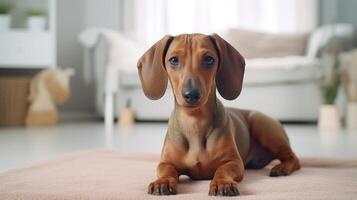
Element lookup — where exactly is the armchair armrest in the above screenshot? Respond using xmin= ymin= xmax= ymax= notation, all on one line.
xmin=306 ymin=23 xmax=355 ymax=58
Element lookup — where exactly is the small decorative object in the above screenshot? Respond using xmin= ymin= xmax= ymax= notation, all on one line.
xmin=318 ymin=50 xmax=341 ymax=130
xmin=25 ymin=68 xmax=74 ymax=127
xmin=118 ymin=100 xmax=135 ymax=127
xmin=342 ymin=49 xmax=357 ymax=129
xmin=0 ymin=2 xmax=13 ymax=31
xmin=26 ymin=9 xmax=46 ymax=31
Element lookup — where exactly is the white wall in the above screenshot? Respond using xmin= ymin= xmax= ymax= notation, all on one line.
xmin=320 ymin=0 xmax=357 ymax=27
xmin=57 ymin=0 xmax=120 ymax=114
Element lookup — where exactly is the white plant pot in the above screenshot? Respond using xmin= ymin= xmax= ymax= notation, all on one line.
xmin=0 ymin=14 xmax=11 ymax=31
xmin=318 ymin=104 xmax=341 ymax=130
xmin=346 ymin=102 xmax=357 ymax=130
xmin=27 ymin=16 xmax=46 ymax=31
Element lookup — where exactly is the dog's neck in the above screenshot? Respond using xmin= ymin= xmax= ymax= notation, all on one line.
xmin=172 ymin=86 xmax=225 ymax=143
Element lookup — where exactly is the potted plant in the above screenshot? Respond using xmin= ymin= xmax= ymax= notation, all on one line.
xmin=0 ymin=2 xmax=13 ymax=31
xmin=27 ymin=9 xmax=47 ymax=31
xmin=318 ymin=50 xmax=341 ymax=130
xmin=342 ymin=50 xmax=357 ymax=129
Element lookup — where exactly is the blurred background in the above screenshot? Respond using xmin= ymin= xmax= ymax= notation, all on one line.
xmin=0 ymin=0 xmax=357 ymax=170
xmin=0 ymin=0 xmax=356 ymax=123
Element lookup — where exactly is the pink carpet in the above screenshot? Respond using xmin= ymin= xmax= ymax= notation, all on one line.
xmin=1 ymin=150 xmax=357 ymax=199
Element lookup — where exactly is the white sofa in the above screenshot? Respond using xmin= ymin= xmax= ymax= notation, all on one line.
xmin=81 ymin=24 xmax=355 ymax=123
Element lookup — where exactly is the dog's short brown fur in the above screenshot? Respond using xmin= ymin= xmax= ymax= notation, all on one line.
xmin=137 ymin=33 xmax=300 ymax=196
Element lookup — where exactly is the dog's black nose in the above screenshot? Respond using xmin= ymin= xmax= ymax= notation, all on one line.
xmin=182 ymin=88 xmax=201 ymax=104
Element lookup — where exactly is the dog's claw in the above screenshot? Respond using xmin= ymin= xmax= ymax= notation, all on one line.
xmin=168 ymin=186 xmax=177 ymax=195
xmin=147 ymin=177 xmax=177 ymax=195
xmin=209 ymin=179 xmax=240 ymax=196
xmin=270 ymin=170 xmax=288 ymax=177
xmin=232 ymin=186 xmax=240 ymax=195
xmin=209 ymin=186 xmax=217 ymax=196
xmin=168 ymin=187 xmax=173 ymax=193
xmin=151 ymin=187 xmax=159 ymax=195
xmin=270 ymin=163 xmax=291 ymax=177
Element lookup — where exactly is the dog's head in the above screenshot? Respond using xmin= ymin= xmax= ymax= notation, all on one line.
xmin=137 ymin=33 xmax=245 ymax=109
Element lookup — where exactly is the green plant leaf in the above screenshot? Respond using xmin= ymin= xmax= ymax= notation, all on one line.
xmin=319 ymin=53 xmax=341 ymax=104
xmin=0 ymin=3 xmax=13 ymax=14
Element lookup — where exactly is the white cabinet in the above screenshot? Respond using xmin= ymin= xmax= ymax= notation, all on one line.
xmin=0 ymin=30 xmax=55 ymax=67
xmin=0 ymin=0 xmax=56 ymax=68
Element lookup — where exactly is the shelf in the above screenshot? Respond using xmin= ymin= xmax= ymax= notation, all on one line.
xmin=0 ymin=31 xmax=55 ymax=68
xmin=0 ymin=29 xmax=50 ymax=34
xmin=0 ymin=0 xmax=56 ymax=69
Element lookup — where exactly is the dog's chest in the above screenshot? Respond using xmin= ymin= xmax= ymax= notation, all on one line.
xmin=184 ymin=139 xmax=208 ymax=164
xmin=175 ymin=116 xmax=220 ymax=179
xmin=183 ymin=146 xmax=215 ymax=179
xmin=179 ymin=132 xmax=219 ymax=179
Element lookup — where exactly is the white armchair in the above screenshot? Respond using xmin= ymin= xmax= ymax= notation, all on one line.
xmin=80 ymin=24 xmax=355 ymax=124
xmin=79 ymin=28 xmax=146 ymax=126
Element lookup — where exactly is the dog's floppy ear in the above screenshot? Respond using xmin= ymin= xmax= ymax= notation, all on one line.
xmin=137 ymin=35 xmax=174 ymax=100
xmin=209 ymin=33 xmax=245 ymax=100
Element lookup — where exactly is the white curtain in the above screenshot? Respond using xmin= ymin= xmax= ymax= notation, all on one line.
xmin=120 ymin=0 xmax=167 ymax=45
xmin=120 ymin=0 xmax=318 ymax=45
xmin=245 ymin=0 xmax=319 ymax=33
xmin=166 ymin=0 xmax=240 ymax=35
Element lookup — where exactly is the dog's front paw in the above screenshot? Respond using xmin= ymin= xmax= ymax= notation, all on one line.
xmin=209 ymin=179 xmax=240 ymax=196
xmin=148 ymin=177 xmax=177 ymax=195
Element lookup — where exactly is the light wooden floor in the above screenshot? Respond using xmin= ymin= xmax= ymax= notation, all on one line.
xmin=0 ymin=121 xmax=357 ymax=171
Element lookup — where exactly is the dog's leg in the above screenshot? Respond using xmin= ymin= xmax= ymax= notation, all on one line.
xmin=247 ymin=111 xmax=301 ymax=177
xmin=209 ymin=160 xmax=243 ymax=196
xmin=148 ymin=162 xmax=178 ymax=195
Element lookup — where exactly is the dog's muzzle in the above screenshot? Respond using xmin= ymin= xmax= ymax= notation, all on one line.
xmin=182 ymin=78 xmax=201 ymax=104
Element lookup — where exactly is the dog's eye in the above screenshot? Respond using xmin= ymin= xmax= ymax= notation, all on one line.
xmin=203 ymin=54 xmax=214 ymax=66
xmin=169 ymin=56 xmax=179 ymax=67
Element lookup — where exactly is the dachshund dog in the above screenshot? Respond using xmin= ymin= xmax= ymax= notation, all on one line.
xmin=137 ymin=33 xmax=300 ymax=196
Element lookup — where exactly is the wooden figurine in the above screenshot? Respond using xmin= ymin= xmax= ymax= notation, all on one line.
xmin=25 ymin=68 xmax=74 ymax=127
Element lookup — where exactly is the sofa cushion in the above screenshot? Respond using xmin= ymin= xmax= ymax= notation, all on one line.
xmin=224 ymin=28 xmax=309 ymax=59
xmin=244 ymin=56 xmax=321 ymax=85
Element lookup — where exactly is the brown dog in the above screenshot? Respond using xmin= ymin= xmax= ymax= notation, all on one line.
xmin=137 ymin=33 xmax=300 ymax=196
